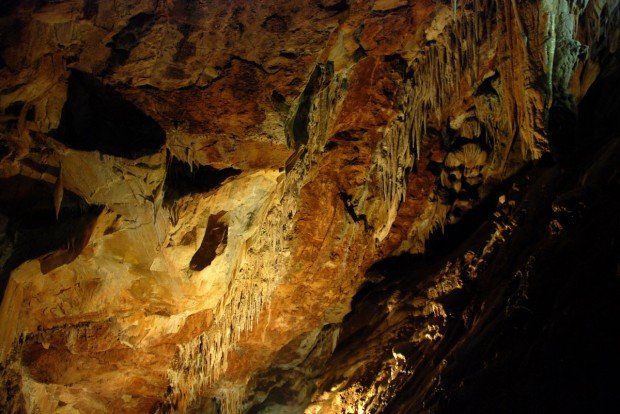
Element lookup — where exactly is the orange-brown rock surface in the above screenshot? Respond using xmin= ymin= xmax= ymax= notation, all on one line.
xmin=0 ymin=0 xmax=618 ymax=412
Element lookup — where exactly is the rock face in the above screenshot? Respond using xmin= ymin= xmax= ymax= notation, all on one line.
xmin=0 ymin=0 xmax=618 ymax=413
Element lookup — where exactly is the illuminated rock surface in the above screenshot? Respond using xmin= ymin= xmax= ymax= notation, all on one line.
xmin=0 ymin=0 xmax=618 ymax=412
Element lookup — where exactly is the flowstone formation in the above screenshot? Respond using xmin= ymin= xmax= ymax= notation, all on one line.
xmin=0 ymin=0 xmax=618 ymax=413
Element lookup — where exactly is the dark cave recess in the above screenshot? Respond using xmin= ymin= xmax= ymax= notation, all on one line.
xmin=0 ymin=175 xmax=101 ymax=302
xmin=163 ymin=157 xmax=241 ymax=205
xmin=53 ymin=70 xmax=165 ymax=159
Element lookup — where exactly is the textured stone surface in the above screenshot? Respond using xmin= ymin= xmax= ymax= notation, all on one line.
xmin=0 ymin=0 xmax=619 ymax=412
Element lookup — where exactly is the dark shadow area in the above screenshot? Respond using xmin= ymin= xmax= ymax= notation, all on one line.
xmin=424 ymin=177 xmax=519 ymax=258
xmin=0 ymin=175 xmax=102 ymax=302
xmin=82 ymin=0 xmax=98 ymax=20
xmin=163 ymin=157 xmax=240 ymax=205
xmin=287 ymin=63 xmax=333 ymax=147
xmin=189 ymin=211 xmax=228 ymax=272
xmin=53 ymin=70 xmax=165 ymax=159
xmin=317 ymin=0 xmax=349 ymax=13
xmin=103 ymin=12 xmax=156 ymax=74
xmin=0 ymin=0 xmax=19 ymax=17
xmin=577 ymin=52 xmax=620 ymax=147
xmin=399 ymin=142 xmax=620 ymax=414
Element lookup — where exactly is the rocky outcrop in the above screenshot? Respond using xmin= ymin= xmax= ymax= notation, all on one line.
xmin=0 ymin=0 xmax=618 ymax=413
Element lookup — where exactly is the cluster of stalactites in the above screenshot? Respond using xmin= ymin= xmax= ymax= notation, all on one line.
xmin=367 ymin=4 xmax=490 ymax=241
xmin=217 ymin=386 xmax=244 ymax=414
xmin=165 ymin=71 xmax=348 ymax=413
xmin=365 ymin=0 xmax=589 ymax=242
xmin=407 ymin=18 xmax=476 ymax=157
xmin=166 ymin=177 xmax=294 ymax=412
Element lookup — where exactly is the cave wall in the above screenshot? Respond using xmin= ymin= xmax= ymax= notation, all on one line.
xmin=0 ymin=0 xmax=618 ymax=413
xmin=304 ymin=74 xmax=620 ymax=413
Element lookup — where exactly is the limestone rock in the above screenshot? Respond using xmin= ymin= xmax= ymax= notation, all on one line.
xmin=0 ymin=0 xmax=618 ymax=413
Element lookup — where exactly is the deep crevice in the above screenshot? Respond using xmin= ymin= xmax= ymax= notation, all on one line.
xmin=163 ymin=157 xmax=241 ymax=205
xmin=287 ymin=63 xmax=333 ymax=148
